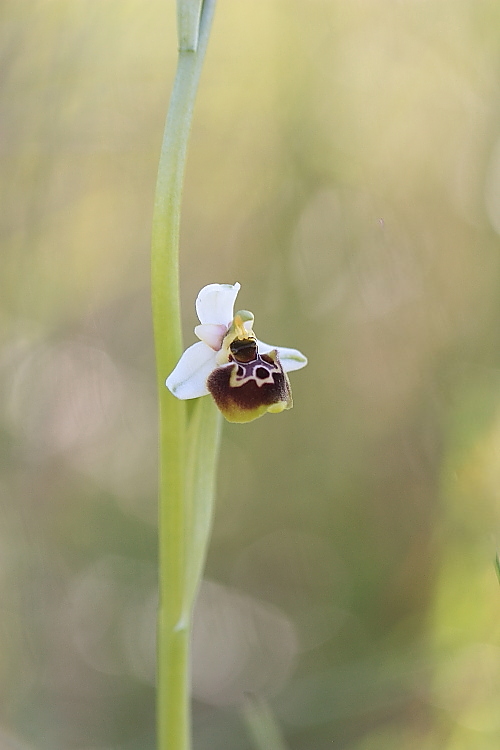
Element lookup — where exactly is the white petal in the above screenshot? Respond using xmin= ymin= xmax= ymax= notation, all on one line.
xmin=257 ymin=339 xmax=308 ymax=372
xmin=194 ymin=323 xmax=227 ymax=351
xmin=195 ymin=283 xmax=241 ymax=326
xmin=166 ymin=342 xmax=216 ymax=399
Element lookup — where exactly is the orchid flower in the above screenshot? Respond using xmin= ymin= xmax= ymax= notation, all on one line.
xmin=166 ymin=283 xmax=307 ymax=423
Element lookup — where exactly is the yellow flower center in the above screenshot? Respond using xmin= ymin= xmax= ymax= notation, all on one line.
xmin=216 ymin=310 xmax=256 ymax=365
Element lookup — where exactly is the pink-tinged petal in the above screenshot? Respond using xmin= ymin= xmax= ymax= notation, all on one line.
xmin=256 ymin=340 xmax=308 ymax=373
xmin=195 ymin=283 xmax=241 ymax=326
xmin=165 ymin=342 xmax=216 ymax=399
xmin=194 ymin=323 xmax=227 ymax=351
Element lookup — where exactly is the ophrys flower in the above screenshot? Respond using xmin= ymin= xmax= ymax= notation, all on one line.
xmin=166 ymin=283 xmax=307 ymax=423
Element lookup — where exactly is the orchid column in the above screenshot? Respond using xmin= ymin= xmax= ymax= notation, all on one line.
xmin=151 ymin=3 xmax=217 ymax=750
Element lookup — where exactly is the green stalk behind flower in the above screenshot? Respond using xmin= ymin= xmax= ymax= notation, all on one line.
xmin=151 ymin=2 xmax=217 ymax=750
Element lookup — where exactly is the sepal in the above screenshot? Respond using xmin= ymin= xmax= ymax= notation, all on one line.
xmin=195 ymin=283 xmax=241 ymax=326
xmin=165 ymin=341 xmax=215 ymax=399
xmin=256 ymin=340 xmax=308 ymax=373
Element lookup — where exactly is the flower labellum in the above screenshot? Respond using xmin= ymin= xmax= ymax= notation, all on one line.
xmin=166 ymin=283 xmax=307 ymax=423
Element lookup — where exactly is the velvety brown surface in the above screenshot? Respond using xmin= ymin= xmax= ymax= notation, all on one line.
xmin=207 ymin=358 xmax=291 ymax=417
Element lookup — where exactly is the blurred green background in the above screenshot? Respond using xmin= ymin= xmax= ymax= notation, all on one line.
xmin=3 ymin=1 xmax=500 ymax=748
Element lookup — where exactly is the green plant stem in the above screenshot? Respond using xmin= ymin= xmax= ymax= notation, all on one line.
xmin=151 ymin=3 xmax=216 ymax=750
xmin=242 ymin=695 xmax=291 ymax=750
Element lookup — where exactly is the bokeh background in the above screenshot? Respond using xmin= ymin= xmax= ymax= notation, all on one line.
xmin=2 ymin=1 xmax=500 ymax=748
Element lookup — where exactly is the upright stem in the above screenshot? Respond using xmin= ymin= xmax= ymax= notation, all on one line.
xmin=242 ymin=695 xmax=291 ymax=750
xmin=151 ymin=3 xmax=216 ymax=750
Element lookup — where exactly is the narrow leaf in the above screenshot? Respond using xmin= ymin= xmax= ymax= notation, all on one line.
xmin=184 ymin=396 xmax=222 ymax=612
xmin=242 ymin=695 xmax=291 ymax=750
